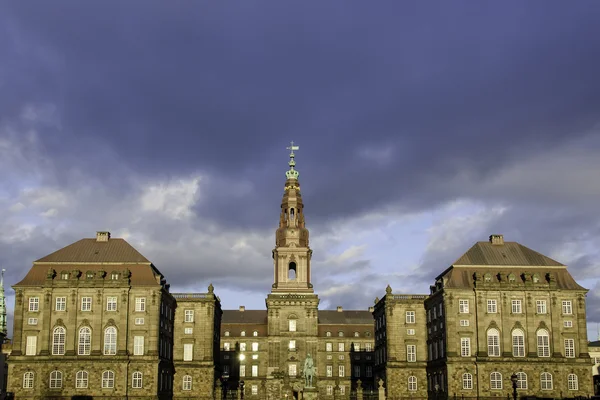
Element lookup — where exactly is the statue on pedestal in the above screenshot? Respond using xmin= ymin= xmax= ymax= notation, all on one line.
xmin=302 ymin=353 xmax=315 ymax=388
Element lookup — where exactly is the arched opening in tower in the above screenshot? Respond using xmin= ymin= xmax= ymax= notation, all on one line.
xmin=290 ymin=208 xmax=295 ymax=220
xmin=288 ymin=262 xmax=297 ymax=280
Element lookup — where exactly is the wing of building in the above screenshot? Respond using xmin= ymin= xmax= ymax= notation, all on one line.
xmin=7 ymin=146 xmax=593 ymax=400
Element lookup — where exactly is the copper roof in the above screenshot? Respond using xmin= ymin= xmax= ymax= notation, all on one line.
xmin=452 ymin=241 xmax=564 ymax=267
xmin=34 ymin=238 xmax=150 ymax=264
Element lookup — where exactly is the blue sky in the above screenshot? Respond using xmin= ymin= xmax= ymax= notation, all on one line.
xmin=1 ymin=1 xmax=600 ymax=340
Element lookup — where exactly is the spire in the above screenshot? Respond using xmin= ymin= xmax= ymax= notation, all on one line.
xmin=285 ymin=141 xmax=300 ymax=180
xmin=0 ymin=269 xmax=6 ymax=336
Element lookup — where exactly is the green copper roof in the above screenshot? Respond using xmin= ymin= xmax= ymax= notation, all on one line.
xmin=285 ymin=141 xmax=300 ymax=180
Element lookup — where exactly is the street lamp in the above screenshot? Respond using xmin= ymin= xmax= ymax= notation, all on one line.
xmin=240 ymin=380 xmax=245 ymax=400
xmin=510 ymin=373 xmax=518 ymax=400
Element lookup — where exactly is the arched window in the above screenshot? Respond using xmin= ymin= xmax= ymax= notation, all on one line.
xmin=290 ymin=208 xmax=295 ymax=220
xmin=224 ymin=331 xmax=230 ymax=337
xmin=326 ymin=331 xmax=331 ymax=337
xmin=241 ymin=330 xmax=246 ymax=337
xmin=484 ymin=273 xmax=492 ymax=282
xmin=288 ymin=262 xmax=297 ymax=280
xmin=52 ymin=327 xmax=66 ymax=355
xmin=537 ymin=329 xmax=550 ymax=357
xmin=49 ymin=370 xmax=62 ymax=388
xmin=487 ymin=328 xmax=500 ymax=357
xmin=540 ymin=372 xmax=552 ymax=390
xmin=508 ymin=273 xmax=516 ymax=282
xmin=516 ymin=372 xmax=527 ymax=389
xmin=408 ymin=376 xmax=417 ymax=391
xmin=462 ymin=373 xmax=473 ymax=389
xmin=104 ymin=327 xmax=117 ymax=355
xmin=23 ymin=372 xmax=34 ymax=389
xmin=76 ymin=370 xmax=88 ymax=388
xmin=533 ymin=274 xmax=540 ymax=283
xmin=253 ymin=331 xmax=258 ymax=337
xmin=132 ymin=371 xmax=143 ymax=388
xmin=490 ymin=372 xmax=502 ymax=390
xmin=338 ymin=331 xmax=344 ymax=337
xmin=354 ymin=332 xmax=359 ymax=337
xmin=568 ymin=374 xmax=578 ymax=390
xmin=102 ymin=371 xmax=115 ymax=388
xmin=183 ymin=375 xmax=192 ymax=391
xmin=512 ymin=328 xmax=525 ymax=357
xmin=78 ymin=327 xmax=91 ymax=355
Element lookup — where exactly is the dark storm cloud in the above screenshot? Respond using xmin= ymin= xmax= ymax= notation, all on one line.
xmin=2 ymin=1 xmax=600 ymax=230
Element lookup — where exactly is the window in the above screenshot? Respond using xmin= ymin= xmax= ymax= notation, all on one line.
xmin=487 ymin=299 xmax=497 ymax=313
xmin=29 ymin=297 xmax=39 ymax=312
xmin=338 ymin=331 xmax=344 ymax=337
xmin=104 ymin=327 xmax=117 ymax=355
xmin=55 ymin=297 xmax=66 ymax=311
xmin=240 ymin=343 xmax=246 ymax=351
xmin=490 ymin=372 xmax=502 ymax=390
xmin=459 ymin=299 xmax=469 ymax=313
xmin=184 ymin=310 xmax=194 ymax=322
xmin=252 ymin=342 xmax=259 ymax=352
xmin=25 ymin=336 xmax=37 ymax=356
xmin=564 ymin=320 xmax=573 ymax=328
xmin=338 ymin=354 xmax=344 ymax=360
xmin=562 ymin=300 xmax=573 ymax=315
xmin=240 ymin=365 xmax=246 ymax=377
xmin=339 ymin=365 xmax=345 ymax=377
xmin=76 ymin=370 xmax=88 ymax=388
xmin=326 ymin=342 xmax=332 ymax=352
xmin=536 ymin=300 xmax=547 ymax=314
xmin=512 ymin=328 xmax=525 ymax=357
xmin=78 ymin=327 xmax=91 ymax=355
xmin=132 ymin=371 xmax=143 ymax=388
xmin=537 ymin=329 xmax=550 ymax=357
xmin=251 ymin=385 xmax=258 ymax=395
xmin=487 ymin=328 xmax=500 ymax=357
xmin=568 ymin=374 xmax=578 ymax=390
xmin=353 ymin=366 xmax=360 ymax=377
xmin=540 ymin=372 xmax=552 ymax=390
xmin=135 ymin=297 xmax=146 ymax=312
xmin=134 ymin=336 xmax=144 ymax=355
xmin=564 ymin=338 xmax=575 ymax=358
xmin=326 ymin=331 xmax=331 ymax=337
xmin=460 ymin=338 xmax=470 ymax=357
xmin=338 ymin=342 xmax=345 ymax=352
xmin=405 ymin=329 xmax=415 ymax=336
xmin=251 ymin=365 xmax=258 ymax=377
xmin=52 ymin=327 xmax=66 ymax=355
xmin=135 ymin=318 xmax=145 ymax=325
xmin=366 ymin=366 xmax=372 ymax=377
xmin=224 ymin=331 xmax=230 ymax=336
xmin=460 ymin=319 xmax=470 ymax=327
xmin=224 ymin=343 xmax=231 ymax=351
xmin=354 ymin=331 xmax=359 ymax=337
xmin=61 ymin=272 xmax=69 ymax=280
xmin=23 ymin=372 xmax=34 ymax=389
xmin=365 ymin=343 xmax=372 ymax=351
xmin=184 ymin=343 xmax=193 ymax=361
xmin=183 ymin=375 xmax=192 ymax=391
xmin=49 ymin=370 xmax=62 ymax=388
xmin=354 ymin=343 xmax=361 ymax=351
xmin=406 ymin=311 xmax=415 ymax=323
xmin=253 ymin=331 xmax=258 ymax=336
xmin=289 ymin=340 xmax=296 ymax=350
xmin=28 ymin=318 xmax=38 ymax=325
xmin=408 ymin=376 xmax=417 ymax=391
xmin=340 ymin=386 xmax=345 ymax=395
xmin=107 ymin=297 xmax=117 ymax=311
xmin=327 ymin=386 xmax=333 ymax=395
xmin=516 ymin=372 xmax=527 ymax=389
xmin=407 ymin=345 xmax=416 ymax=362
xmin=512 ymin=300 xmax=522 ymax=314
xmin=241 ymin=330 xmax=246 ymax=336
xmin=326 ymin=365 xmax=333 ymax=377
xmin=184 ymin=327 xmax=192 ymax=334
xmin=81 ymin=297 xmax=92 ymax=311
xmin=288 ymin=364 xmax=297 ymax=377
xmin=289 ymin=320 xmax=297 ymax=332
xmin=102 ymin=371 xmax=115 ymax=388
xmin=533 ymin=274 xmax=540 ymax=283
xmin=462 ymin=373 xmax=473 ymax=389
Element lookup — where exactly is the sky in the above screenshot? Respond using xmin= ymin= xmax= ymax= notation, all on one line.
xmin=1 ymin=1 xmax=600 ymax=340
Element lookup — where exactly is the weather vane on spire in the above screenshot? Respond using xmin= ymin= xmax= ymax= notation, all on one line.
xmin=285 ymin=141 xmax=300 ymax=180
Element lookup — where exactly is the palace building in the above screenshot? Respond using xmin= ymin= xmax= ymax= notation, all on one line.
xmin=7 ymin=145 xmax=593 ymax=399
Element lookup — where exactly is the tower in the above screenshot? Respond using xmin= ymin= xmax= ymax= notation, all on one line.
xmin=0 ymin=269 xmax=6 ymax=336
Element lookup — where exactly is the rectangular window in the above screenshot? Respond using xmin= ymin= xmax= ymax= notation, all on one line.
xmin=135 ymin=297 xmax=146 ymax=312
xmin=366 ymin=366 xmax=372 ymax=377
xmin=338 ymin=342 xmax=345 ymax=352
xmin=406 ymin=311 xmax=415 ymax=323
xmin=289 ymin=340 xmax=296 ymax=350
xmin=460 ymin=319 xmax=470 ymax=327
xmin=513 ymin=333 xmax=525 ymax=357
xmin=183 ymin=343 xmax=193 ymax=361
xmin=288 ymin=364 xmax=297 ymax=377
xmin=459 ymin=299 xmax=469 ymax=313
xmin=184 ymin=327 xmax=192 ymax=334
xmin=251 ymin=385 xmax=258 ymax=395
xmin=487 ymin=299 xmax=497 ymax=313
xmin=29 ymin=297 xmax=39 ymax=312
xmin=135 ymin=318 xmax=145 ymax=325
xmin=339 ymin=365 xmax=345 ymax=377
xmin=536 ymin=300 xmax=547 ymax=314
xmin=439 ymin=303 xmax=443 ymax=316
xmin=240 ymin=365 xmax=245 ymax=377
xmin=537 ymin=334 xmax=550 ymax=357
xmin=511 ymin=300 xmax=522 ymax=314
xmin=327 ymin=386 xmax=333 ymax=395
xmin=26 ymin=336 xmax=37 ymax=356
xmin=565 ymin=339 xmax=575 ymax=358
xmin=106 ymin=297 xmax=117 ymax=311
xmin=564 ymin=320 xmax=573 ymax=328
xmin=252 ymin=342 xmax=259 ymax=352
xmin=81 ymin=297 xmax=92 ymax=311
xmin=562 ymin=301 xmax=573 ymax=315
xmin=27 ymin=318 xmax=38 ymax=325
xmin=55 ymin=297 xmax=66 ymax=311
xmin=224 ymin=343 xmax=230 ymax=351
xmin=354 ymin=366 xmax=360 ymax=377
xmin=365 ymin=343 xmax=372 ymax=351
xmin=251 ymin=365 xmax=258 ymax=377
xmin=407 ymin=329 xmax=415 ymax=335
xmin=460 ymin=338 xmax=470 ymax=357
xmin=134 ymin=336 xmax=144 ymax=355
xmin=326 ymin=365 xmax=333 ymax=377
xmin=339 ymin=354 xmax=344 ymax=360
xmin=354 ymin=343 xmax=361 ymax=351
xmin=184 ymin=310 xmax=194 ymax=322
xmin=288 ymin=320 xmax=297 ymax=332
xmin=240 ymin=343 xmax=246 ymax=351
xmin=326 ymin=342 xmax=332 ymax=352
xmin=407 ymin=345 xmax=416 ymax=362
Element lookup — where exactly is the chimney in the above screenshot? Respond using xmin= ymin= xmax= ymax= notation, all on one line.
xmin=239 ymin=306 xmax=245 ymax=312
xmin=337 ymin=306 xmax=343 ymax=312
xmin=96 ymin=231 xmax=111 ymax=242
xmin=489 ymin=234 xmax=504 ymax=245
xmin=368 ymin=306 xmax=374 ymax=313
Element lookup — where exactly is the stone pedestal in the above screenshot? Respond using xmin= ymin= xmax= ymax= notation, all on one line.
xmin=303 ymin=386 xmax=319 ymax=400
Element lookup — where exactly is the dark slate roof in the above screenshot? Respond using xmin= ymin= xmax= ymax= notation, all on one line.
xmin=589 ymin=340 xmax=600 ymax=348
xmin=453 ymin=241 xmax=564 ymax=267
xmin=318 ymin=310 xmax=373 ymax=325
xmin=222 ymin=310 xmax=268 ymax=324
xmin=35 ymin=238 xmax=150 ymax=264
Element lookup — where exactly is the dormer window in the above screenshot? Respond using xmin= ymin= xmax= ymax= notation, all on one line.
xmin=86 ymin=272 xmax=94 ymax=279
xmin=111 ymin=272 xmax=119 ymax=280
xmin=354 ymin=332 xmax=359 ymax=337
xmin=484 ymin=273 xmax=492 ymax=283
xmin=338 ymin=331 xmax=344 ymax=337
xmin=508 ymin=274 xmax=516 ymax=283
xmin=61 ymin=272 xmax=69 ymax=280
xmin=533 ymin=274 xmax=540 ymax=283
xmin=241 ymin=331 xmax=246 ymax=337
xmin=326 ymin=331 xmax=331 ymax=337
